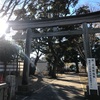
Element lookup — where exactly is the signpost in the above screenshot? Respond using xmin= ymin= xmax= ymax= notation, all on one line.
xmin=87 ymin=58 xmax=98 ymax=95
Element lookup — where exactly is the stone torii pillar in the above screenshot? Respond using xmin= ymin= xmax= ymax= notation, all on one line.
xmin=82 ymin=23 xmax=92 ymax=58
xmin=22 ymin=28 xmax=32 ymax=85
xmin=82 ymin=23 xmax=99 ymax=99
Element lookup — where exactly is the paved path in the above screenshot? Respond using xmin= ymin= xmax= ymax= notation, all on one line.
xmin=16 ymin=73 xmax=85 ymax=100
xmin=43 ymin=73 xmax=85 ymax=100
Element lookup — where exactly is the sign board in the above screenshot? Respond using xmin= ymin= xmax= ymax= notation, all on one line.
xmin=87 ymin=58 xmax=98 ymax=92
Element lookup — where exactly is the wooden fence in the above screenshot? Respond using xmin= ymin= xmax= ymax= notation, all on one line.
xmin=0 ymin=61 xmax=24 ymax=79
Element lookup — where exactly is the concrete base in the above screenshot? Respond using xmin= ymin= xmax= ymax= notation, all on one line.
xmin=85 ymin=86 xmax=100 ymax=100
xmin=85 ymin=92 xmax=99 ymax=100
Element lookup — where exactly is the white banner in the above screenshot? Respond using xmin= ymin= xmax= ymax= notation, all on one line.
xmin=87 ymin=58 xmax=98 ymax=90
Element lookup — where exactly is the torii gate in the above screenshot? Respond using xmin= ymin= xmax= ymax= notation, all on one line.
xmin=8 ymin=11 xmax=100 ymax=98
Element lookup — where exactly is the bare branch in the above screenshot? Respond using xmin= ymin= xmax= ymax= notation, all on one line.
xmin=0 ymin=0 xmax=7 ymax=12
xmin=7 ymin=1 xmax=19 ymax=21
xmin=15 ymin=0 xmax=30 ymax=20
xmin=22 ymin=0 xmax=27 ymax=9
xmin=2 ymin=0 xmax=14 ymax=17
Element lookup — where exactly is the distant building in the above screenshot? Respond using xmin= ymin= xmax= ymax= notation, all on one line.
xmin=30 ymin=57 xmax=48 ymax=74
xmin=36 ymin=59 xmax=48 ymax=74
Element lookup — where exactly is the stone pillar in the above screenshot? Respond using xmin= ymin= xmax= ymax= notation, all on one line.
xmin=22 ymin=28 xmax=32 ymax=85
xmin=82 ymin=23 xmax=92 ymax=58
xmin=82 ymin=23 xmax=99 ymax=100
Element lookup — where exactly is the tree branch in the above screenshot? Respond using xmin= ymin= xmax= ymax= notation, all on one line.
xmin=2 ymin=0 xmax=14 ymax=17
xmin=7 ymin=0 xmax=20 ymax=21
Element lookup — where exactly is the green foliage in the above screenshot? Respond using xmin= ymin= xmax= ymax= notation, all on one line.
xmin=0 ymin=39 xmax=19 ymax=63
xmin=48 ymin=0 xmax=78 ymax=17
xmin=75 ymin=5 xmax=90 ymax=15
xmin=92 ymin=37 xmax=100 ymax=66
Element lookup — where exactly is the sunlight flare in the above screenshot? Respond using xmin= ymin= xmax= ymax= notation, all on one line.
xmin=0 ymin=18 xmax=8 ymax=37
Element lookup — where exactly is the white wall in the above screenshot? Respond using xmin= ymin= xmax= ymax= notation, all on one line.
xmin=36 ymin=62 xmax=48 ymax=73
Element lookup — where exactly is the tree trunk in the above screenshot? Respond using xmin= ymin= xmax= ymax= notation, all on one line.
xmin=34 ymin=56 xmax=39 ymax=66
xmin=82 ymin=60 xmax=87 ymax=73
xmin=75 ymin=61 xmax=79 ymax=73
xmin=33 ymin=56 xmax=39 ymax=74
xmin=51 ymin=62 xmax=57 ymax=78
xmin=48 ymin=66 xmax=52 ymax=76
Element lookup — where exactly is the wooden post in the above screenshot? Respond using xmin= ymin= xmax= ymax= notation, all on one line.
xmin=22 ymin=28 xmax=32 ymax=85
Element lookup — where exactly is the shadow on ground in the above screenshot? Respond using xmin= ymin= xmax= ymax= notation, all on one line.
xmin=16 ymin=74 xmax=85 ymax=100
